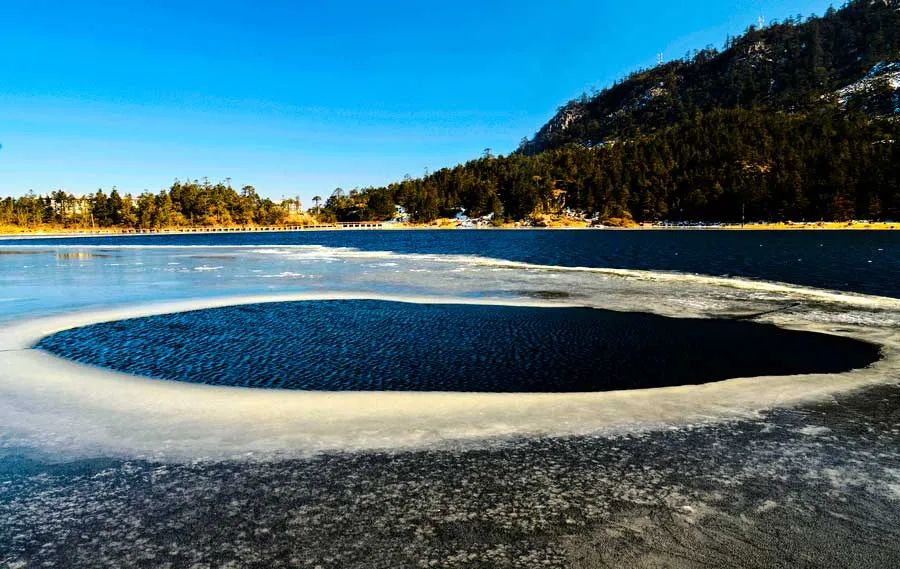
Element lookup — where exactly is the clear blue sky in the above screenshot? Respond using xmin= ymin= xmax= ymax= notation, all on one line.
xmin=1 ymin=0 xmax=834 ymax=204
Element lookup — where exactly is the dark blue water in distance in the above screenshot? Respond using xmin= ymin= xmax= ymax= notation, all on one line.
xmin=3 ymin=230 xmax=898 ymax=297
xmin=37 ymin=300 xmax=880 ymax=393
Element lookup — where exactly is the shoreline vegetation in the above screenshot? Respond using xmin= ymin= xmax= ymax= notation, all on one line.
xmin=0 ymin=178 xmax=897 ymax=237
xmin=1 ymin=179 xmax=897 ymax=237
xmin=1 ymin=218 xmax=897 ymax=237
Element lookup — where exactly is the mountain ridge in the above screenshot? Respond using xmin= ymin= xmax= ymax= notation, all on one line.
xmin=524 ymin=0 xmax=900 ymax=154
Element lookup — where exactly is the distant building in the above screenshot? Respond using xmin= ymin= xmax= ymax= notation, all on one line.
xmin=393 ymin=205 xmax=410 ymax=223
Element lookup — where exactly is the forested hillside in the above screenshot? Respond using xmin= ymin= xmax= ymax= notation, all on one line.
xmin=526 ymin=0 xmax=900 ymax=152
xmin=334 ymin=0 xmax=900 ymax=224
xmin=336 ymin=108 xmax=896 ymax=224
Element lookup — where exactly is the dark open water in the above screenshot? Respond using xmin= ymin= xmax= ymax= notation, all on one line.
xmin=3 ymin=229 xmax=899 ymax=297
xmin=37 ymin=300 xmax=880 ymax=392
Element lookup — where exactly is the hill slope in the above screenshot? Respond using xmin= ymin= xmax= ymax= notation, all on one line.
xmin=323 ymin=1 xmax=900 ymax=224
xmin=525 ymin=0 xmax=900 ymax=154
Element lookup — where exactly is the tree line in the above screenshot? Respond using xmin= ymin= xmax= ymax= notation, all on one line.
xmin=1 ymin=180 xmax=294 ymax=229
xmin=319 ymin=107 xmax=899 ymax=224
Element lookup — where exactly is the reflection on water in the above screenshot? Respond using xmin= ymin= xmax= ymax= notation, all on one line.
xmin=55 ymin=251 xmax=111 ymax=260
xmin=2 ymin=230 xmax=898 ymax=296
xmin=1 ymin=240 xmax=898 ymax=327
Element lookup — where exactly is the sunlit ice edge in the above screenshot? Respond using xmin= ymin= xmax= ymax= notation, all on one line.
xmin=2 ymin=241 xmax=899 ymax=309
xmin=0 ymin=288 xmax=898 ymax=463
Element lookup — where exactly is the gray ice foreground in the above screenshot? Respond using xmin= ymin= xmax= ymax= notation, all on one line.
xmin=1 ymin=289 xmax=898 ymax=461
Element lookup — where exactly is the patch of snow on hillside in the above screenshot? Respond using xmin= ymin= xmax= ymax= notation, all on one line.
xmin=833 ymin=61 xmax=900 ymax=109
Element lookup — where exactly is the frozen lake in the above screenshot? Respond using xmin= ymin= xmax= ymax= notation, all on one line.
xmin=1 ymin=230 xmax=899 ymax=567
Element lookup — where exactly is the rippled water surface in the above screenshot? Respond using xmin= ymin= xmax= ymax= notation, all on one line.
xmin=2 ymin=229 xmax=899 ymax=296
xmin=37 ymin=300 xmax=880 ymax=392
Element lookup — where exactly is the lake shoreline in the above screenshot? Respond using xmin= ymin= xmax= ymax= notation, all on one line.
xmin=1 ymin=220 xmax=898 ymax=238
